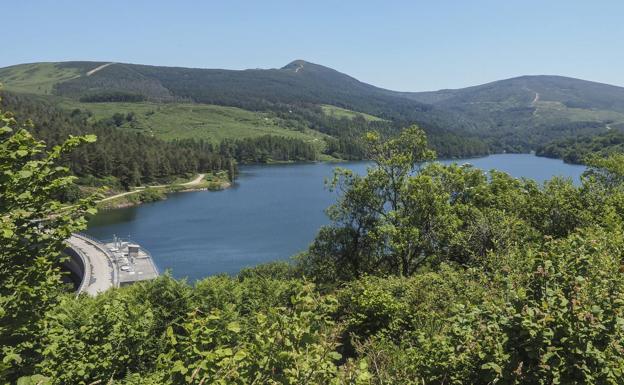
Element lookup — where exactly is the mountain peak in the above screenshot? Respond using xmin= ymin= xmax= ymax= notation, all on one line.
xmin=282 ymin=59 xmax=310 ymax=71
xmin=281 ymin=60 xmax=338 ymax=75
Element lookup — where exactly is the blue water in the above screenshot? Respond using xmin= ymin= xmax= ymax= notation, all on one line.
xmin=86 ymin=154 xmax=586 ymax=280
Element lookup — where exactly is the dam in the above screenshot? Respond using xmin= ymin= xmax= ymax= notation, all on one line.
xmin=65 ymin=233 xmax=159 ymax=296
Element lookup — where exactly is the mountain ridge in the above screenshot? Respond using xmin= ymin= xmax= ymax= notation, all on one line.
xmin=2 ymin=59 xmax=624 ymax=152
xmin=4 ymin=59 xmax=623 ymax=103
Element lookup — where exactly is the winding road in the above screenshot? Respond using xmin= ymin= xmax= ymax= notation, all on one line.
xmin=99 ymin=173 xmax=205 ymax=203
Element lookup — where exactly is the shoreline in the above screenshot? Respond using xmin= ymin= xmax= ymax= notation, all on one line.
xmin=96 ymin=176 xmax=231 ymax=210
xmin=97 ymin=152 xmax=552 ymax=211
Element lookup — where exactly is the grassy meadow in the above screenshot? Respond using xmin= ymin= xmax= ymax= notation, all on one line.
xmin=320 ymin=104 xmax=385 ymax=121
xmin=0 ymin=63 xmax=80 ymax=94
xmin=58 ymin=100 xmax=330 ymax=147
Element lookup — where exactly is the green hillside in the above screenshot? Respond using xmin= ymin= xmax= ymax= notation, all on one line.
xmin=0 ymin=60 xmax=476 ymax=133
xmin=320 ymin=104 xmax=385 ymax=122
xmin=57 ymin=100 xmax=328 ymax=146
xmin=0 ymin=62 xmax=82 ymax=94
xmin=405 ymin=75 xmax=624 ymax=151
xmin=4 ymin=60 xmax=624 ymax=155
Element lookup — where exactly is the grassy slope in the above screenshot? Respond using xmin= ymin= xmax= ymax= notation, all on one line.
xmin=58 ymin=99 xmax=329 ymax=148
xmin=0 ymin=63 xmax=80 ymax=94
xmin=533 ymin=100 xmax=624 ymax=127
xmin=320 ymin=104 xmax=385 ymax=122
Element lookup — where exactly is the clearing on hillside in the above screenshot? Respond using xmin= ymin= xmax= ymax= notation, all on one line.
xmin=59 ymin=100 xmax=329 ymax=146
xmin=320 ymin=104 xmax=385 ymax=122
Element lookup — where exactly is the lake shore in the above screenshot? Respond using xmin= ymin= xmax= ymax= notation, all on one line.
xmin=96 ymin=174 xmax=231 ymax=210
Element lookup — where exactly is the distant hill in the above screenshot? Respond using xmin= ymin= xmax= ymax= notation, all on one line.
xmin=405 ymin=75 xmax=624 ymax=112
xmin=403 ymin=76 xmax=624 ymax=150
xmin=2 ymin=60 xmax=624 ymax=153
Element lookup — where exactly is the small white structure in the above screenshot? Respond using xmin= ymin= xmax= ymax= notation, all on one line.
xmin=127 ymin=244 xmax=140 ymax=258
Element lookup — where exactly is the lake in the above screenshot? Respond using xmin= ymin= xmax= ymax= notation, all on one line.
xmin=86 ymin=154 xmax=586 ymax=280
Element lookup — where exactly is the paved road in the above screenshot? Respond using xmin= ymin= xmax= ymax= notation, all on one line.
xmin=66 ymin=235 xmax=115 ymax=295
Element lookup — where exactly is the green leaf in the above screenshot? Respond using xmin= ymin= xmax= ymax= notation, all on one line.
xmin=166 ymin=326 xmax=177 ymax=345
xmin=233 ymin=349 xmax=247 ymax=361
xmin=226 ymin=321 xmax=241 ymax=333
xmin=481 ymin=362 xmax=502 ymax=374
xmin=329 ymin=351 xmax=342 ymax=360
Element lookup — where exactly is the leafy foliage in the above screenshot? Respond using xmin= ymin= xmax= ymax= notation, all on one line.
xmin=6 ymin=104 xmax=624 ymax=383
xmin=537 ymin=130 xmax=624 ymax=164
xmin=0 ymin=104 xmax=96 ymax=380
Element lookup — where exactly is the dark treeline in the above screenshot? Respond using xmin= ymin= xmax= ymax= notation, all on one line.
xmin=536 ymin=130 xmax=624 ymax=164
xmin=266 ymin=103 xmax=490 ymax=160
xmin=79 ymin=90 xmax=147 ymax=103
xmin=0 ymin=92 xmax=236 ymax=189
xmin=1 ymin=93 xmax=325 ymax=189
xmin=220 ymin=135 xmax=318 ymax=163
xmin=483 ymin=119 xmax=609 ymax=154
xmin=427 ymin=131 xmax=490 ymax=158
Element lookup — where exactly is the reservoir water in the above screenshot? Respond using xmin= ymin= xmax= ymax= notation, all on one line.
xmin=86 ymin=154 xmax=586 ymax=280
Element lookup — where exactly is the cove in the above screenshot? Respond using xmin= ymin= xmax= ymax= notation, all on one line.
xmin=86 ymin=154 xmax=586 ymax=280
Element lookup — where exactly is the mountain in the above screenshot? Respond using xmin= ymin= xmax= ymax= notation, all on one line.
xmin=2 ymin=60 xmax=624 ymax=153
xmin=0 ymin=60 xmax=476 ymax=131
xmin=405 ymin=75 xmax=624 ymax=112
xmin=402 ymin=75 xmax=624 ymax=150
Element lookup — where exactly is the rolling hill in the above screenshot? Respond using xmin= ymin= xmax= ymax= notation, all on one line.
xmin=403 ymin=75 xmax=624 ymax=150
xmin=5 ymin=60 xmax=473 ymax=131
xmin=2 ymin=60 xmax=624 ymax=154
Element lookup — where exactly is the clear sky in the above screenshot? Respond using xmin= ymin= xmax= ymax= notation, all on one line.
xmin=4 ymin=0 xmax=623 ymax=91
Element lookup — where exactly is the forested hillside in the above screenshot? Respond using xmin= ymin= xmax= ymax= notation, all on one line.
xmin=405 ymin=75 xmax=624 ymax=151
xmin=1 ymin=92 xmax=235 ymax=188
xmin=3 ymin=60 xmax=624 ymax=154
xmin=50 ymin=60 xmax=474 ymax=131
xmin=1 ymin=61 xmax=492 ymax=160
xmin=5 ymin=108 xmax=624 ymax=383
xmin=536 ymin=129 xmax=624 ymax=164
xmin=0 ymin=92 xmax=324 ymax=189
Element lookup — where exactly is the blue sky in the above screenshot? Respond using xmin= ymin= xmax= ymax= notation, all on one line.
xmin=4 ymin=0 xmax=623 ymax=91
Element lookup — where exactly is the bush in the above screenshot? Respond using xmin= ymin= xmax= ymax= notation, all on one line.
xmin=358 ymin=228 xmax=624 ymax=384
